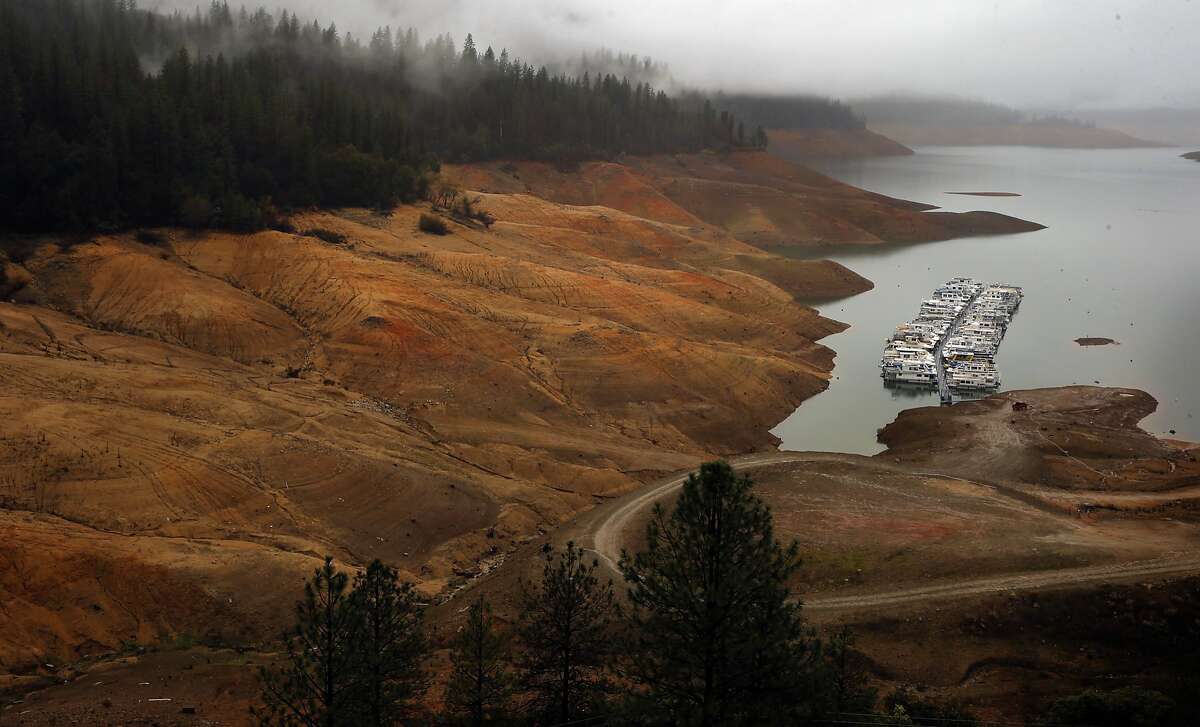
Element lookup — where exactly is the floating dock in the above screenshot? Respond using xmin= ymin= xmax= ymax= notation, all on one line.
xmin=880 ymin=277 xmax=1022 ymax=403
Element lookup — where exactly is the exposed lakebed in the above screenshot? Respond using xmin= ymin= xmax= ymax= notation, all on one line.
xmin=774 ymin=146 xmax=1200 ymax=454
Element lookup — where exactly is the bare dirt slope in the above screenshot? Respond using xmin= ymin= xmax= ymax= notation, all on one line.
xmin=878 ymin=386 xmax=1200 ymax=493
xmin=0 ymin=151 xmax=1057 ymax=716
xmin=449 ymin=151 xmax=1044 ymax=252
xmin=1 ymin=152 xmax=907 ymax=674
xmin=487 ymin=388 xmax=1200 ymax=723
xmin=766 ymin=127 xmax=914 ymax=158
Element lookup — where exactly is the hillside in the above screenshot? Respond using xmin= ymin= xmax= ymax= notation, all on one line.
xmin=0 ymin=150 xmax=1052 ymax=678
xmin=1083 ymin=107 xmax=1200 ymax=147
xmin=449 ymin=151 xmax=1042 ymax=253
xmin=0 ymin=212 xmax=833 ymax=671
xmin=854 ymin=95 xmax=1165 ymax=149
xmin=766 ymin=128 xmax=914 ymax=158
xmin=506 ymin=386 xmax=1200 ymax=722
xmin=870 ymin=120 xmax=1163 ymax=149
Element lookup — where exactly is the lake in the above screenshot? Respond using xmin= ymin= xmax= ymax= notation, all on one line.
xmin=773 ymin=146 xmax=1200 ymax=455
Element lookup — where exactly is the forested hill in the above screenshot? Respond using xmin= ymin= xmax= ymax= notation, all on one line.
xmin=852 ymin=95 xmax=1025 ymax=127
xmin=0 ymin=0 xmax=760 ymax=232
xmin=713 ymin=94 xmax=866 ymax=131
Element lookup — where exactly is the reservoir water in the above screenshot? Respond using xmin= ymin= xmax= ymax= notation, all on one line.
xmin=773 ymin=146 xmax=1200 ymax=455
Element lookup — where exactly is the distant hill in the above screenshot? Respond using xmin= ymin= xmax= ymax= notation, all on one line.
xmin=766 ymin=128 xmax=913 ymax=159
xmin=854 ymin=95 xmax=1024 ymax=127
xmin=713 ymin=93 xmax=866 ymax=131
xmin=1080 ymin=107 xmax=1200 ymax=147
xmin=709 ymin=94 xmax=916 ymax=158
xmin=869 ymin=121 xmax=1162 ymax=149
xmin=854 ymin=94 xmax=1165 ymax=149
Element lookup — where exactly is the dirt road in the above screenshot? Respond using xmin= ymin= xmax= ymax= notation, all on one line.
xmin=577 ymin=452 xmax=1200 ymax=615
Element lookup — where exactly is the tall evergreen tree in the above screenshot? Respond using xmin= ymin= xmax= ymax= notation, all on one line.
xmin=517 ymin=541 xmax=618 ymax=724
xmin=444 ymin=595 xmax=513 ymax=725
xmin=348 ymin=560 xmax=428 ymax=726
xmin=822 ymin=627 xmax=877 ymax=717
xmin=254 ymin=557 xmax=361 ymax=727
xmin=618 ymin=460 xmax=822 ymax=725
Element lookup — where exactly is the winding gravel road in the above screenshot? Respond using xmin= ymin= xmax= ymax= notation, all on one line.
xmin=576 ymin=452 xmax=1200 ymax=615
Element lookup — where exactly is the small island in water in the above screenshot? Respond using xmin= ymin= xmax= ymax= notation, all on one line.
xmin=946 ymin=191 xmax=1022 ymax=197
xmin=1183 ymin=151 xmax=1200 ymax=162
xmin=1075 ymin=337 xmax=1120 ymax=346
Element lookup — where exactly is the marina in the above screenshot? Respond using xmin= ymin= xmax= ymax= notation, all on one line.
xmin=880 ymin=277 xmax=1023 ymax=403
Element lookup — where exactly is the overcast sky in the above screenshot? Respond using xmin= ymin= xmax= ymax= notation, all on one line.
xmin=149 ymin=0 xmax=1200 ymax=109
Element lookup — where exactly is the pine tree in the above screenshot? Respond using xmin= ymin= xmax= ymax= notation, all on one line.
xmin=619 ymin=460 xmax=821 ymax=725
xmin=348 ymin=560 xmax=428 ymax=726
xmin=254 ymin=557 xmax=361 ymax=727
xmin=823 ymin=627 xmax=877 ymax=717
xmin=516 ymin=541 xmax=617 ymax=724
xmin=461 ymin=33 xmax=478 ymax=65
xmin=444 ymin=595 xmax=513 ymax=725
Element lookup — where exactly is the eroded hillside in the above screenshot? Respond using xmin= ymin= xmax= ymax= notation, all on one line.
xmin=449 ymin=150 xmax=1044 ymax=252
xmin=0 ymin=151 xmax=1048 ymax=675
xmin=0 ymin=153 xmax=842 ymax=671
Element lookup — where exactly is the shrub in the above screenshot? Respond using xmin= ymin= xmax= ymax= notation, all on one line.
xmin=270 ymin=218 xmax=297 ymax=234
xmin=135 ymin=230 xmax=167 ymax=246
xmin=306 ymin=228 xmax=347 ymax=245
xmin=418 ymin=214 xmax=449 ymax=235
xmin=179 ymin=194 xmax=213 ymax=229
xmin=884 ymin=686 xmax=977 ymax=726
xmin=457 ymin=196 xmax=496 ymax=229
xmin=0 ymin=238 xmax=44 ymax=264
xmin=316 ymin=145 xmax=412 ymax=210
xmin=428 ymin=180 xmax=461 ymax=211
xmin=1044 ymin=687 xmax=1175 ymax=727
xmin=220 ymin=193 xmax=265 ymax=232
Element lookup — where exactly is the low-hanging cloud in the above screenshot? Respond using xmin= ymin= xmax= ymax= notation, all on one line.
xmin=147 ymin=0 xmax=1200 ymax=110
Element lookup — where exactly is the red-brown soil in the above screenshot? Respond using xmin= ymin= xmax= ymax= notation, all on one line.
xmin=3 ymin=150 xmax=951 ymax=677
xmin=877 ymin=386 xmax=1200 ymax=493
xmin=0 ymin=151 xmax=1062 ymax=722
xmin=0 ymin=205 xmax=850 ymax=670
xmin=449 ymin=151 xmax=1044 ymax=252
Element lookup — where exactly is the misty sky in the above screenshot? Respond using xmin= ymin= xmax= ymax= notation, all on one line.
xmin=149 ymin=0 xmax=1200 ymax=109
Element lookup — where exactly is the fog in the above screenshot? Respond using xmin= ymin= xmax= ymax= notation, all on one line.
xmin=147 ymin=0 xmax=1200 ymax=110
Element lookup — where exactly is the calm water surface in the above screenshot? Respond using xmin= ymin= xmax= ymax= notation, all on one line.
xmin=773 ymin=146 xmax=1200 ymax=454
